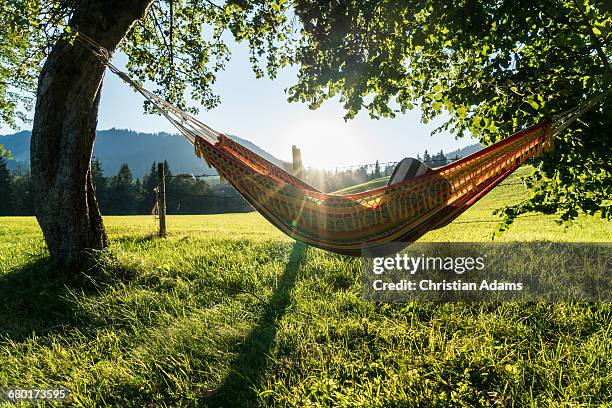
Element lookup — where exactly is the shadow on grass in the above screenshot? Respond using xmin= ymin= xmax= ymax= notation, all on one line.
xmin=0 ymin=257 xmax=78 ymax=341
xmin=0 ymin=248 xmax=142 ymax=342
xmin=205 ymin=242 xmax=307 ymax=407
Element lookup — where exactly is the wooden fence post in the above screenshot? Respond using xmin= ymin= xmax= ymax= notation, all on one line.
xmin=157 ymin=162 xmax=167 ymax=237
xmin=292 ymin=145 xmax=303 ymax=178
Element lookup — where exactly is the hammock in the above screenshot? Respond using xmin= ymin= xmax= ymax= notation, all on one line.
xmin=195 ymin=124 xmax=550 ymax=256
xmin=77 ymin=34 xmax=607 ymax=256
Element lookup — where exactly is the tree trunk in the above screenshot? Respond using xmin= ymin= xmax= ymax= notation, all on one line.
xmin=31 ymin=0 xmax=153 ymax=269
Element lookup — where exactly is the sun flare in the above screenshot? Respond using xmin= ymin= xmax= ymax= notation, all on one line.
xmin=284 ymin=119 xmax=368 ymax=169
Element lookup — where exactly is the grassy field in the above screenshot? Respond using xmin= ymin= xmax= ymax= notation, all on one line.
xmin=0 ymin=167 xmax=611 ymax=407
xmin=333 ymin=176 xmax=389 ymax=194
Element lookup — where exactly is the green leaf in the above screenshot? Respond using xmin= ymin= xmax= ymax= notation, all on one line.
xmin=457 ymin=106 xmax=467 ymax=119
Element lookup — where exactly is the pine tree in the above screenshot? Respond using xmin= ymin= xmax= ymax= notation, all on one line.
xmin=440 ymin=150 xmax=447 ymax=166
xmin=373 ymin=160 xmax=381 ymax=179
xmin=10 ymin=163 xmax=34 ymax=216
xmin=134 ymin=178 xmax=145 ymax=212
xmin=142 ymin=162 xmax=159 ymax=213
xmin=162 ymin=160 xmax=177 ymax=214
xmin=422 ymin=150 xmax=432 ymax=166
xmin=356 ymin=166 xmax=368 ymax=183
xmin=433 ymin=150 xmax=447 ymax=166
xmin=0 ymin=156 xmax=13 ymax=215
xmin=108 ymin=163 xmax=136 ymax=214
xmin=163 ymin=160 xmax=172 ymax=178
xmin=91 ymin=158 xmax=104 ymax=185
xmin=91 ymin=158 xmax=108 ymax=213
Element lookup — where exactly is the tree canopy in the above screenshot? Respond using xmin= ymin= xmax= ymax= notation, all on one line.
xmin=0 ymin=0 xmax=291 ymax=125
xmin=288 ymin=0 xmax=611 ymax=225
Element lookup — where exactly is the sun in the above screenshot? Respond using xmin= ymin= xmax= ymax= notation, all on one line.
xmin=284 ymin=118 xmax=367 ymax=169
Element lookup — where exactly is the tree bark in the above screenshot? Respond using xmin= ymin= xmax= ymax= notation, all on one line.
xmin=31 ymin=0 xmax=153 ymax=269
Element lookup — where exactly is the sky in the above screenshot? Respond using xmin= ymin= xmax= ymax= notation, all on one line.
xmin=70 ymin=40 xmax=478 ymax=169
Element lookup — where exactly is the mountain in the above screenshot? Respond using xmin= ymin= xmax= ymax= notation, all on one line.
xmin=229 ymin=135 xmax=290 ymax=171
xmin=0 ymin=129 xmax=289 ymax=178
xmin=445 ymin=143 xmax=484 ymax=160
xmin=0 ymin=128 xmax=481 ymax=177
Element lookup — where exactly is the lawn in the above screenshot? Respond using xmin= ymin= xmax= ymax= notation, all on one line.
xmin=0 ymin=167 xmax=611 ymax=407
xmin=333 ymin=176 xmax=390 ymax=195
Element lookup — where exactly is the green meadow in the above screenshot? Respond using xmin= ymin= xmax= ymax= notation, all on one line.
xmin=0 ymin=167 xmax=611 ymax=407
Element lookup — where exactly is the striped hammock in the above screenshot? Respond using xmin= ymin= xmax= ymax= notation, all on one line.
xmin=76 ymin=33 xmax=605 ymax=256
xmin=192 ymin=123 xmax=552 ymax=255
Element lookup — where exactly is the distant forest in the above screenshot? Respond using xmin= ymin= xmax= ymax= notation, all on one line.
xmin=0 ymin=147 xmax=467 ymax=216
xmin=0 ymin=157 xmax=252 ymax=216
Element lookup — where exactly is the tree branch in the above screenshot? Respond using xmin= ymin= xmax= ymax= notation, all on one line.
xmin=203 ymin=0 xmax=223 ymax=10
xmin=169 ymin=0 xmax=174 ymax=77
xmin=571 ymin=0 xmax=610 ymax=71
xmin=150 ymin=6 xmax=171 ymax=56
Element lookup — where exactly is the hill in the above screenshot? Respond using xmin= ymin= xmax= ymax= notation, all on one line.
xmin=332 ymin=176 xmax=389 ymax=194
xmin=445 ymin=142 xmax=484 ymax=160
xmin=0 ymin=129 xmax=289 ymax=178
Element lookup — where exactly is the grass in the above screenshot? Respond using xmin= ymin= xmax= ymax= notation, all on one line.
xmin=0 ymin=166 xmax=611 ymax=407
xmin=332 ymin=176 xmax=390 ymax=194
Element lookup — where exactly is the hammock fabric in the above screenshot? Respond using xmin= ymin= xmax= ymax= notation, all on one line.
xmin=192 ymin=123 xmax=552 ymax=255
xmin=76 ymin=33 xmax=606 ymax=256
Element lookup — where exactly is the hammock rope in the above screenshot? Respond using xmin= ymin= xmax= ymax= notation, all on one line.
xmin=75 ymin=33 xmax=608 ymax=256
